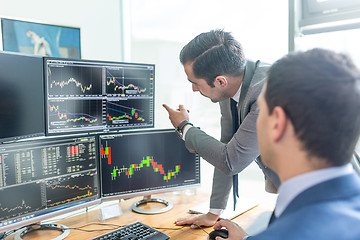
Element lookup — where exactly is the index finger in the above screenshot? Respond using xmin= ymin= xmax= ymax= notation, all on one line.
xmin=162 ymin=104 xmax=175 ymax=113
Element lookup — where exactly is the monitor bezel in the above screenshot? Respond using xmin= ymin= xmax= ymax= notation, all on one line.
xmin=98 ymin=128 xmax=201 ymax=202
xmin=43 ymin=57 xmax=155 ymax=137
xmin=0 ymin=198 xmax=101 ymax=233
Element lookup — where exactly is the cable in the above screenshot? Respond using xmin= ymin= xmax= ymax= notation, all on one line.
xmin=192 ymin=224 xmax=210 ymax=235
xmin=153 ymin=225 xmax=187 ymax=230
xmin=41 ymin=203 xmax=103 ymax=224
xmin=62 ymin=222 xmax=125 ymax=232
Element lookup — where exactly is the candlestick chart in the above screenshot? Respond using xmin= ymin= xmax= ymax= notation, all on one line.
xmin=47 ymin=65 xmax=102 ymax=96
xmin=99 ymin=131 xmax=200 ymax=198
xmin=48 ymin=100 xmax=103 ymax=132
xmin=106 ymin=99 xmax=151 ymax=127
xmin=101 ymin=149 xmax=181 ymax=181
xmin=46 ymin=171 xmax=98 ymax=207
xmin=0 ymin=182 xmax=43 ymax=221
xmin=0 ymin=135 xmax=100 ymax=229
xmin=106 ymin=68 xmax=152 ymax=97
xmin=45 ymin=58 xmax=154 ymax=134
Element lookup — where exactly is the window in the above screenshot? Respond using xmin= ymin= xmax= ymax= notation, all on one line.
xmin=127 ymin=0 xmax=287 ymax=200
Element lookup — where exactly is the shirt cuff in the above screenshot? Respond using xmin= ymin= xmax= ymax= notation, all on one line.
xmin=182 ymin=124 xmax=193 ymax=141
xmin=243 ymin=236 xmax=250 ymax=240
xmin=209 ymin=208 xmax=224 ymax=216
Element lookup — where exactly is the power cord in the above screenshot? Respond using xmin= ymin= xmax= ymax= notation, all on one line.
xmin=62 ymin=222 xmax=125 ymax=232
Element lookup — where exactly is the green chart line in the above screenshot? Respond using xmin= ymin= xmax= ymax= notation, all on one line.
xmin=111 ymin=156 xmax=181 ymax=181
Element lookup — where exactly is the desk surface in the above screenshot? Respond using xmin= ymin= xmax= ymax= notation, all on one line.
xmin=14 ymin=191 xmax=272 ymax=240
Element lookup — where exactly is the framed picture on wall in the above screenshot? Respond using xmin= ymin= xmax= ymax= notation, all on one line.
xmin=1 ymin=18 xmax=81 ymax=59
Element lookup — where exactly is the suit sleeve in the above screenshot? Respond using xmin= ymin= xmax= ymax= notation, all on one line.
xmin=209 ymin=168 xmax=233 ymax=209
xmin=184 ymin=100 xmax=260 ymax=176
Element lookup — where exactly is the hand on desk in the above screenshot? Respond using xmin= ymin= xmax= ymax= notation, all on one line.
xmin=213 ymin=219 xmax=248 ymax=240
xmin=175 ymin=212 xmax=219 ymax=228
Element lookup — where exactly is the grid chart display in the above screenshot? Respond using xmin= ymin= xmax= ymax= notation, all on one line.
xmin=45 ymin=59 xmax=154 ymax=135
xmin=0 ymin=136 xmax=99 ymax=228
xmin=99 ymin=130 xmax=200 ymax=198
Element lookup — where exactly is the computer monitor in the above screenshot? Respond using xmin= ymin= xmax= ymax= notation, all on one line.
xmin=44 ymin=58 xmax=155 ymax=135
xmin=99 ymin=129 xmax=200 ymax=214
xmin=0 ymin=136 xmax=100 ymax=233
xmin=0 ymin=51 xmax=45 ymax=143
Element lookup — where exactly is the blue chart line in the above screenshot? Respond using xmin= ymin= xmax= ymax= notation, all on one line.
xmin=49 ymin=104 xmax=98 ymax=123
xmin=106 ymin=70 xmax=146 ymax=94
xmin=106 ymin=101 xmax=145 ymax=122
xmin=107 ymin=101 xmax=144 ymax=112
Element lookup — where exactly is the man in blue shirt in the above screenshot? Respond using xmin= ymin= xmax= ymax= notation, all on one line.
xmin=214 ymin=48 xmax=360 ymax=240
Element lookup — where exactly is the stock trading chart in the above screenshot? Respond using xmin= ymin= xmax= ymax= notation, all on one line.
xmin=0 ymin=137 xmax=99 ymax=223
xmin=45 ymin=59 xmax=154 ymax=134
xmin=99 ymin=131 xmax=200 ymax=198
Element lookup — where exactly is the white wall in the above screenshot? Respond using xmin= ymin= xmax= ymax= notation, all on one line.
xmin=0 ymin=0 xmax=123 ymax=61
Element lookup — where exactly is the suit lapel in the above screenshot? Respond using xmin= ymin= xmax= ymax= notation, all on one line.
xmin=279 ymin=173 xmax=360 ymax=219
xmin=238 ymin=60 xmax=257 ymax=123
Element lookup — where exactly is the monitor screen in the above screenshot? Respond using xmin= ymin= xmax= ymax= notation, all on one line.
xmin=99 ymin=129 xmax=200 ymax=200
xmin=0 ymin=136 xmax=100 ymax=232
xmin=0 ymin=51 xmax=45 ymax=142
xmin=44 ymin=58 xmax=155 ymax=135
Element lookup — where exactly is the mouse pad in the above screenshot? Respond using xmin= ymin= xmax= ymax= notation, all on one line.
xmin=188 ymin=196 xmax=258 ymax=219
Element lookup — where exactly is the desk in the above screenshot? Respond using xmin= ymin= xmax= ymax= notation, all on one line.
xmin=11 ymin=191 xmax=272 ymax=240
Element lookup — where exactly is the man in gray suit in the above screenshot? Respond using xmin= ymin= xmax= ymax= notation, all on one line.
xmin=163 ymin=29 xmax=279 ymax=227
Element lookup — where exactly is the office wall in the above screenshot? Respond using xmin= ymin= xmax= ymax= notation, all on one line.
xmin=0 ymin=0 xmax=123 ymax=61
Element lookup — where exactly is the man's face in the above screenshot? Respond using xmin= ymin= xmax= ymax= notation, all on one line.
xmin=256 ymin=84 xmax=274 ymax=168
xmin=184 ymin=63 xmax=227 ymax=103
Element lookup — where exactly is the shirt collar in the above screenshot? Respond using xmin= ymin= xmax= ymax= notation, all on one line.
xmin=275 ymin=163 xmax=354 ymax=217
xmin=231 ymin=84 xmax=242 ymax=103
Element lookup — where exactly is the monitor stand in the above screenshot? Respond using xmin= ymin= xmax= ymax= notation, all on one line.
xmin=131 ymin=195 xmax=173 ymax=214
xmin=13 ymin=223 xmax=70 ymax=240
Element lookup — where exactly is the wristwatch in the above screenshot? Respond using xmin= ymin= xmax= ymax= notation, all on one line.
xmin=175 ymin=120 xmax=193 ymax=139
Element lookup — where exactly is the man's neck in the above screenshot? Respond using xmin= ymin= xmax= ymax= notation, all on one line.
xmin=228 ymin=73 xmax=244 ymax=98
xmin=277 ymin=153 xmax=332 ymax=183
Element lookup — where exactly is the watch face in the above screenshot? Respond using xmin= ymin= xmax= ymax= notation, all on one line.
xmin=175 ymin=129 xmax=183 ymax=139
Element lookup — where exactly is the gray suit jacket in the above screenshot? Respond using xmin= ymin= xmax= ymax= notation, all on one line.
xmin=185 ymin=60 xmax=279 ymax=209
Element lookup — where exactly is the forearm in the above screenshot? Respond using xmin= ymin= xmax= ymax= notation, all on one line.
xmin=184 ymin=117 xmax=259 ymax=176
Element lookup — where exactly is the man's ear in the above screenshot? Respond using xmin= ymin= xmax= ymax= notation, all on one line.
xmin=214 ymin=76 xmax=228 ymax=88
xmin=272 ymin=106 xmax=288 ymax=142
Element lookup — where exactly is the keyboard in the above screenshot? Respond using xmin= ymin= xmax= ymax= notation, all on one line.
xmin=92 ymin=222 xmax=170 ymax=240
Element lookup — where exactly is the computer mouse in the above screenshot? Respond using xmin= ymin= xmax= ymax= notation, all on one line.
xmin=208 ymin=229 xmax=229 ymax=240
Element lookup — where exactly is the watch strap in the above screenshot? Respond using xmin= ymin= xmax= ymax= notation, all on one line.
xmin=176 ymin=120 xmax=193 ymax=133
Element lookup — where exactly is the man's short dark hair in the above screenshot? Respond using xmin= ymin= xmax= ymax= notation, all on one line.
xmin=265 ymin=48 xmax=360 ymax=166
xmin=179 ymin=29 xmax=246 ymax=87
